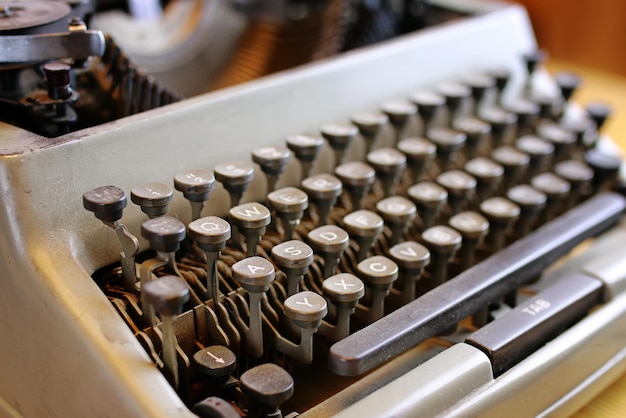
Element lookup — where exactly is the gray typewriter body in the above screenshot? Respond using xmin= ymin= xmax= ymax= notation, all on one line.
xmin=1 ymin=1 xmax=626 ymax=417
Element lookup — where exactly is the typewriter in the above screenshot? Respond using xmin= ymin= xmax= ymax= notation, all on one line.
xmin=1 ymin=0 xmax=626 ymax=417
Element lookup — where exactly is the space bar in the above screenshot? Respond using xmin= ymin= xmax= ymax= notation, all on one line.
xmin=329 ymin=192 xmax=626 ymax=376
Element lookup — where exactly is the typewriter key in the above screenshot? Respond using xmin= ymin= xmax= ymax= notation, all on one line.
xmin=193 ymin=345 xmax=237 ymax=380
xmin=174 ymin=169 xmax=215 ymax=221
xmin=515 ymin=135 xmax=554 ymax=178
xmin=229 ymin=202 xmax=271 ymax=256
xmin=283 ymin=291 xmax=328 ymax=329
xmin=322 ymin=273 xmax=365 ymax=340
xmin=480 ymin=197 xmax=520 ymax=251
xmin=481 ymin=107 xmax=517 ymax=147
xmin=407 ymin=182 xmax=448 ymax=229
xmin=453 ymin=117 xmax=491 ymax=159
xmin=83 ymin=185 xmax=127 ymax=222
xmin=367 ymin=147 xmax=407 ymax=197
xmin=214 ymin=161 xmax=255 ymax=208
xmin=335 ymin=161 xmax=376 ymax=211
xmin=376 ymin=196 xmax=417 ymax=246
xmin=427 ymin=127 xmax=466 ymax=171
xmin=267 ymin=187 xmax=308 ymax=240
xmin=584 ymin=148 xmax=622 ymax=193
xmin=301 ymin=174 xmax=343 ymax=226
xmin=240 ymin=363 xmax=294 ymax=414
xmin=410 ymin=91 xmax=445 ymax=136
xmin=188 ymin=216 xmax=231 ymax=303
xmin=449 ymin=211 xmax=489 ymax=270
xmin=555 ymin=71 xmax=582 ymax=104
xmin=491 ymin=146 xmax=530 ymax=189
xmin=141 ymin=216 xmax=186 ymax=253
xmin=343 ymin=210 xmax=384 ymax=262
xmin=436 ymin=170 xmax=477 ymax=214
xmin=143 ymin=275 xmax=189 ymax=389
xmin=252 ymin=146 xmax=291 ymax=193
xmin=131 ymin=182 xmax=173 ymax=218
xmin=555 ymin=160 xmax=594 ymax=207
xmin=321 ymin=123 xmax=359 ymax=167
xmin=357 ymin=256 xmax=399 ymax=322
xmin=506 ymin=99 xmax=540 ymax=137
xmin=523 ymin=49 xmax=548 ymax=95
xmin=586 ymin=102 xmax=612 ymax=146
xmin=437 ymin=82 xmax=471 ymax=125
xmin=397 ymin=137 xmax=436 ymax=183
xmin=536 ymin=122 xmax=575 ymax=163
xmin=531 ymin=173 xmax=571 ymax=222
xmin=286 ymin=133 xmax=324 ymax=179
xmin=464 ymin=157 xmax=504 ymax=200
xmin=232 ymin=257 xmax=275 ymax=357
xmin=308 ymin=225 xmax=350 ymax=278
xmin=389 ymin=242 xmax=430 ymax=304
xmin=421 ymin=225 xmax=462 ymax=288
xmin=272 ymin=240 xmax=314 ymax=296
xmin=464 ymin=73 xmax=495 ymax=116
xmin=381 ymin=100 xmax=417 ymax=144
xmin=506 ymin=185 xmax=547 ymax=237
xmin=489 ymin=68 xmax=511 ymax=105
xmin=351 ymin=111 xmax=388 ymax=153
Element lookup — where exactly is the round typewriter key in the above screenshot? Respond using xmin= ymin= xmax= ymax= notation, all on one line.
xmin=481 ymin=107 xmax=517 ymax=146
xmin=506 ymin=99 xmax=540 ymax=136
xmin=515 ymin=135 xmax=554 ymax=178
xmin=465 ymin=73 xmax=495 ymax=114
xmin=358 ymin=255 xmax=399 ymax=322
xmin=389 ymin=241 xmax=430 ymax=303
xmin=586 ymin=102 xmax=612 ymax=134
xmin=343 ymin=210 xmax=384 ymax=261
xmin=453 ymin=117 xmax=491 ymax=158
xmin=323 ymin=273 xmax=366 ymax=304
xmin=407 ymin=181 xmax=448 ymax=229
xmin=507 ymin=184 xmax=547 ymax=236
xmin=188 ymin=216 xmax=231 ymax=250
xmin=252 ymin=146 xmax=291 ymax=193
xmin=421 ymin=225 xmax=462 ymax=288
xmin=232 ymin=256 xmax=275 ymax=292
xmin=286 ymin=133 xmax=324 ymax=178
xmin=193 ymin=345 xmax=236 ymax=379
xmin=531 ymin=172 xmax=571 ymax=221
xmin=131 ymin=182 xmax=173 ymax=218
xmin=480 ymin=197 xmax=520 ymax=251
xmin=464 ymin=157 xmax=504 ymax=200
xmin=308 ymin=225 xmax=350 ymax=278
xmin=352 ymin=111 xmax=388 ymax=152
xmin=555 ymin=71 xmax=582 ymax=103
xmin=397 ymin=137 xmax=436 ymax=182
xmin=489 ymin=68 xmax=511 ymax=104
xmin=376 ymin=196 xmax=417 ymax=246
xmin=143 ymin=275 xmax=189 ymax=389
xmin=283 ymin=291 xmax=327 ymax=328
xmin=267 ymin=187 xmax=308 ymax=240
xmin=321 ymin=123 xmax=359 ymax=167
xmin=367 ymin=147 xmax=407 ymax=197
xmin=240 ymin=363 xmax=294 ymax=410
xmin=410 ymin=91 xmax=445 ymax=135
xmin=214 ymin=161 xmax=255 ymax=207
xmin=83 ymin=185 xmax=127 ymax=222
xmin=449 ymin=211 xmax=489 ymax=269
xmin=437 ymin=82 xmax=471 ymax=124
xmin=381 ymin=100 xmax=417 ymax=143
xmin=427 ymin=127 xmax=466 ymax=170
xmin=536 ymin=122 xmax=575 ymax=162
xmin=436 ymin=170 xmax=477 ymax=213
xmin=335 ymin=161 xmax=376 ymax=210
xmin=584 ymin=148 xmax=622 ymax=193
xmin=523 ymin=49 xmax=547 ymax=83
xmin=272 ymin=240 xmax=314 ymax=296
xmin=174 ymin=169 xmax=215 ymax=202
xmin=555 ymin=160 xmax=594 ymax=206
xmin=301 ymin=173 xmax=342 ymax=225
xmin=491 ymin=145 xmax=530 ymax=189
xmin=141 ymin=216 xmax=186 ymax=253
xmin=532 ymin=93 xmax=558 ymax=120
xmin=229 ymin=202 xmax=271 ymax=256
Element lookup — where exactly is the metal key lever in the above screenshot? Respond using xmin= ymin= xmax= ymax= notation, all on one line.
xmin=329 ymin=192 xmax=626 ymax=376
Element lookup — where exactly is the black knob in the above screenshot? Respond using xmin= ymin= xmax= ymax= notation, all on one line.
xmin=83 ymin=185 xmax=127 ymax=222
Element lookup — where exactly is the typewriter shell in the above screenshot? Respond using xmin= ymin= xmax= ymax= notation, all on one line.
xmin=1 ymin=2 xmax=626 ymax=417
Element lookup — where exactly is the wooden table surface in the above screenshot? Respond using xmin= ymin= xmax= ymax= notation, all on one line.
xmin=545 ymin=60 xmax=626 ymax=417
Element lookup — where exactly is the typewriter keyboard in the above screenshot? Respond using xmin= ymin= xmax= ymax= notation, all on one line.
xmin=83 ymin=49 xmax=625 ymax=417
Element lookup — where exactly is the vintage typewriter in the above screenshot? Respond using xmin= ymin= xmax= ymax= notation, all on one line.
xmin=1 ymin=0 xmax=626 ymax=417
